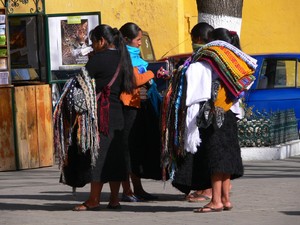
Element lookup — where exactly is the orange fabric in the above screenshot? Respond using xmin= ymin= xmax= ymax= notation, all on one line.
xmin=214 ymin=83 xmax=233 ymax=111
xmin=120 ymin=67 xmax=154 ymax=108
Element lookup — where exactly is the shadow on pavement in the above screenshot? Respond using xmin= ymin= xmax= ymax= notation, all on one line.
xmin=0 ymin=202 xmax=196 ymax=212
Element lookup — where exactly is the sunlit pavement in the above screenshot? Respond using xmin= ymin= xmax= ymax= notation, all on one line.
xmin=1 ymin=155 xmax=300 ymax=225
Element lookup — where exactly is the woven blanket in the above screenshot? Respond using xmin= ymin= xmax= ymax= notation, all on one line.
xmin=193 ymin=41 xmax=257 ymax=98
xmin=205 ymin=40 xmax=257 ymax=69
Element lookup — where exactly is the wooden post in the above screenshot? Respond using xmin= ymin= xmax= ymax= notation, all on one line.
xmin=0 ymin=86 xmax=16 ymax=171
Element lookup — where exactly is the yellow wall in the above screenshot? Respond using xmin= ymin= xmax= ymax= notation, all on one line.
xmin=16 ymin=0 xmax=300 ymax=57
xmin=241 ymin=0 xmax=300 ymax=54
xmin=45 ymin=0 xmax=197 ymax=60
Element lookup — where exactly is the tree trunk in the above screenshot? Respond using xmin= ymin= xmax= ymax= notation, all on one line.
xmin=196 ymin=0 xmax=244 ymax=35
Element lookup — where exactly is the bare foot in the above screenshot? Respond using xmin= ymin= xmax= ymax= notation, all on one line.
xmin=185 ymin=190 xmax=203 ymax=200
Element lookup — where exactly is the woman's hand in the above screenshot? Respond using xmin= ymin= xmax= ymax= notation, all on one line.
xmin=156 ymin=67 xmax=170 ymax=79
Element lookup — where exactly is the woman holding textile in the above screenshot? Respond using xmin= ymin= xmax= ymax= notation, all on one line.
xmin=120 ymin=22 xmax=161 ymax=201
xmin=161 ymin=28 xmax=257 ymax=213
xmin=171 ymin=22 xmax=214 ymax=203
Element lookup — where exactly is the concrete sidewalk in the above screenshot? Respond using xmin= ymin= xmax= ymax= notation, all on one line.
xmin=1 ymin=156 xmax=300 ymax=225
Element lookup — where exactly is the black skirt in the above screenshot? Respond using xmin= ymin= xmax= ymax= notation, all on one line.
xmin=129 ymin=100 xmax=163 ymax=180
xmin=91 ymin=104 xmax=127 ymax=183
xmin=172 ymin=110 xmax=244 ymax=193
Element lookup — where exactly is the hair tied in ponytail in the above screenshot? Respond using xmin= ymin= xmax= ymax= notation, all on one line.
xmin=112 ymin=28 xmax=119 ymax=36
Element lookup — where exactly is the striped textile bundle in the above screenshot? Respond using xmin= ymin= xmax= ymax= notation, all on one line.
xmin=194 ymin=40 xmax=257 ymax=98
xmin=161 ymin=59 xmax=190 ymax=180
xmin=205 ymin=40 xmax=257 ymax=69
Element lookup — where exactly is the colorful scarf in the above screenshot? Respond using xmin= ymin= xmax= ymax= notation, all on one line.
xmin=192 ymin=43 xmax=203 ymax=53
xmin=127 ymin=45 xmax=148 ymax=73
xmin=161 ymin=59 xmax=190 ymax=180
xmin=127 ymin=45 xmax=162 ymax=115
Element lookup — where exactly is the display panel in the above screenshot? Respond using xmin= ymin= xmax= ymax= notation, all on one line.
xmin=46 ymin=12 xmax=100 ymax=82
xmin=8 ymin=15 xmax=46 ymax=82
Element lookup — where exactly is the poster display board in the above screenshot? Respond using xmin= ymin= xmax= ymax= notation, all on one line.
xmin=46 ymin=12 xmax=101 ymax=82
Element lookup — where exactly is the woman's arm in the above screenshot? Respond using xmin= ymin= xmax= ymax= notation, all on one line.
xmin=133 ymin=67 xmax=154 ymax=86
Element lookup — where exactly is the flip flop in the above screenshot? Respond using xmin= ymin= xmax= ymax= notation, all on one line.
xmin=223 ymin=206 xmax=233 ymax=211
xmin=121 ymin=194 xmax=141 ymax=202
xmin=73 ymin=202 xmax=101 ymax=211
xmin=193 ymin=206 xmax=223 ymax=213
xmin=185 ymin=191 xmax=203 ymax=199
xmin=188 ymin=194 xmax=211 ymax=202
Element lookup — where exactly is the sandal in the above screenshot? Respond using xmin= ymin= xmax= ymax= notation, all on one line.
xmin=187 ymin=194 xmax=211 ymax=202
xmin=73 ymin=202 xmax=100 ymax=211
xmin=185 ymin=191 xmax=201 ymax=199
xmin=193 ymin=206 xmax=223 ymax=213
xmin=121 ymin=194 xmax=141 ymax=202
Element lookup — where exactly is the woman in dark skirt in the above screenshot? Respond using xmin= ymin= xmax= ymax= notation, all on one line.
xmin=119 ymin=22 xmax=162 ymax=201
xmin=196 ymin=110 xmax=244 ymax=189
xmin=188 ymin=28 xmax=256 ymax=213
xmin=72 ymin=24 xmax=134 ymax=211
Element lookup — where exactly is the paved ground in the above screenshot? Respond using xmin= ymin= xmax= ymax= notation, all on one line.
xmin=1 ymin=155 xmax=300 ymax=225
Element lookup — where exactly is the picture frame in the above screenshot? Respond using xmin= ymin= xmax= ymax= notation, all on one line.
xmin=46 ymin=12 xmax=101 ymax=82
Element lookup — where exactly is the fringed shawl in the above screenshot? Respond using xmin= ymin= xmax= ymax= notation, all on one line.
xmin=53 ymin=67 xmax=99 ymax=170
xmin=161 ymin=59 xmax=190 ymax=180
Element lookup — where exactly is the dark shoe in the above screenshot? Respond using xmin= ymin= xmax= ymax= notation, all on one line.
xmin=73 ymin=202 xmax=100 ymax=211
xmin=135 ymin=192 xmax=158 ymax=201
xmin=121 ymin=194 xmax=141 ymax=202
xmin=106 ymin=203 xmax=121 ymax=210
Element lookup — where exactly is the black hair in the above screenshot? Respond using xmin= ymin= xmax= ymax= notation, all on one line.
xmin=209 ymin=27 xmax=241 ymax=50
xmin=89 ymin=24 xmax=134 ymax=93
xmin=119 ymin=22 xmax=142 ymax=43
xmin=191 ymin=22 xmax=214 ymax=44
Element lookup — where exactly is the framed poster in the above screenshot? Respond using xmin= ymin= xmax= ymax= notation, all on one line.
xmin=46 ymin=12 xmax=101 ymax=81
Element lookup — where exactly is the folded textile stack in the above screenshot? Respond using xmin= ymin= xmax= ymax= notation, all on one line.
xmin=194 ymin=40 xmax=257 ymax=98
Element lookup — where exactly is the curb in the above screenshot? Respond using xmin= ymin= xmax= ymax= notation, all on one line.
xmin=241 ymin=139 xmax=300 ymax=161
